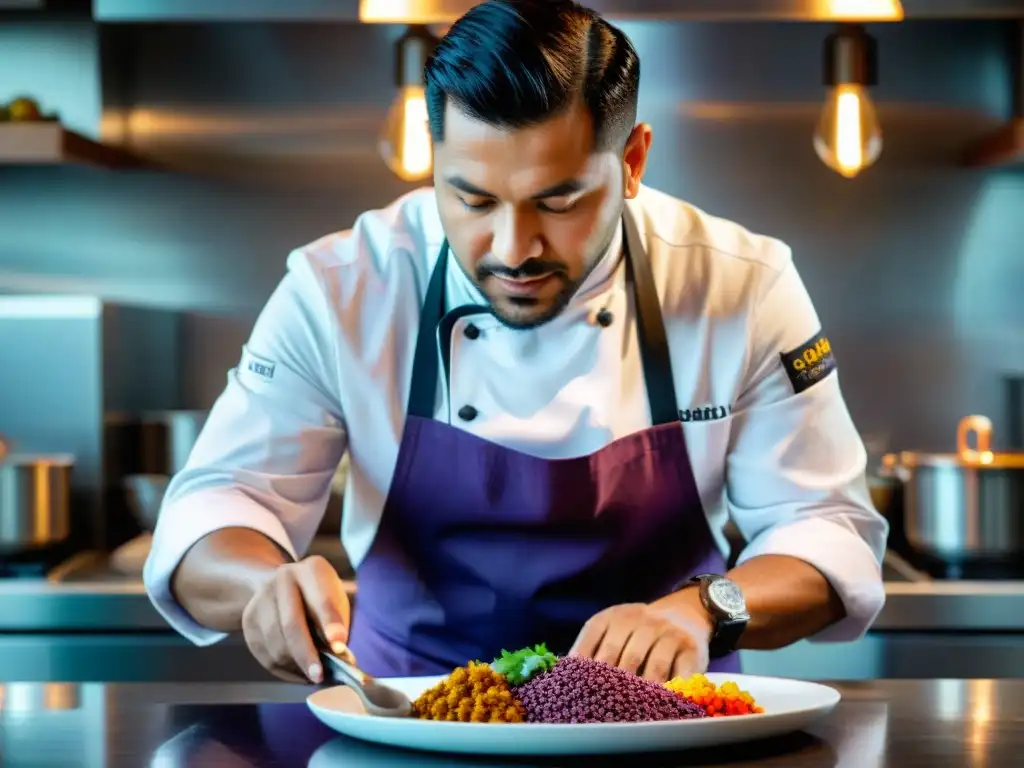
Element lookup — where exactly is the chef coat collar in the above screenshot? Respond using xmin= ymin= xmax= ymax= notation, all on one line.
xmin=444 ymin=218 xmax=625 ymax=320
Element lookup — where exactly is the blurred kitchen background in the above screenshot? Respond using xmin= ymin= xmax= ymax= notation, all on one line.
xmin=1 ymin=0 xmax=1023 ymax=684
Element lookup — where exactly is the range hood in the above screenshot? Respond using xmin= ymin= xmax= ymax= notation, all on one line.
xmin=965 ymin=19 xmax=1024 ymax=167
xmin=93 ymin=0 xmax=1024 ymax=23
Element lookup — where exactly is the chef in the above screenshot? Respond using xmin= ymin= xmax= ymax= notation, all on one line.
xmin=144 ymin=0 xmax=887 ymax=686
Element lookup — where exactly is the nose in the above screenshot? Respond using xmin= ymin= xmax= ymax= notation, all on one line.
xmin=490 ymin=206 xmax=542 ymax=268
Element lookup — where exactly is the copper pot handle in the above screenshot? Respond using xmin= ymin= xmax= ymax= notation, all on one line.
xmin=957 ymin=414 xmax=994 ymax=465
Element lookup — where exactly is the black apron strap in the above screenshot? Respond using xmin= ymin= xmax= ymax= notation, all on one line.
xmin=407 ymin=243 xmax=490 ymax=419
xmin=407 ymin=209 xmax=679 ymax=426
xmin=406 ymin=242 xmax=450 ymax=419
xmin=621 ymin=207 xmax=680 ymax=426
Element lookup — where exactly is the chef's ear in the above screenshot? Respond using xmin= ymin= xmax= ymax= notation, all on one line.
xmin=622 ymin=122 xmax=653 ymax=199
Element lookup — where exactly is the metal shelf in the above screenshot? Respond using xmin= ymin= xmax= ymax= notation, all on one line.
xmin=0 ymin=122 xmax=144 ymax=168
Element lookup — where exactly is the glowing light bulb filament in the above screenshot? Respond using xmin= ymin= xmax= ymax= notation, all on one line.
xmin=401 ymin=89 xmax=431 ymax=178
xmin=380 ymin=25 xmax=438 ymax=183
xmin=813 ymin=25 xmax=883 ymax=178
xmin=835 ymin=86 xmax=863 ymax=175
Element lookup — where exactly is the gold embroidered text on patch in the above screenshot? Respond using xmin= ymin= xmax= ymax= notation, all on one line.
xmin=780 ymin=331 xmax=836 ymax=394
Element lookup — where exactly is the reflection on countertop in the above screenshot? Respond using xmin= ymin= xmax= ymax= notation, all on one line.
xmin=0 ymin=679 xmax=1021 ymax=768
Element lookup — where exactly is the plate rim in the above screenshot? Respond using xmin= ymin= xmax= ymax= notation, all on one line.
xmin=305 ymin=672 xmax=842 ymax=729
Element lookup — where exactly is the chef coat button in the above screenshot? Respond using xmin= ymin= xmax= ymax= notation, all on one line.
xmin=458 ymin=405 xmax=478 ymax=421
xmin=464 ymin=323 xmax=480 ymax=340
xmin=596 ymin=309 xmax=614 ymax=327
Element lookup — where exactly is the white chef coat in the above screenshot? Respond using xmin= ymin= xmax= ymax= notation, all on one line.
xmin=144 ymin=183 xmax=888 ymax=648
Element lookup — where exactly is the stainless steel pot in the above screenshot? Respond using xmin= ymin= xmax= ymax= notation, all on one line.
xmin=884 ymin=415 xmax=1024 ymax=563
xmin=0 ymin=453 xmax=74 ymax=553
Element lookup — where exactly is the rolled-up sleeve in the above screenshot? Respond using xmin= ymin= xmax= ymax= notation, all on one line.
xmin=727 ymin=246 xmax=888 ymax=643
xmin=143 ymin=250 xmax=348 ymax=646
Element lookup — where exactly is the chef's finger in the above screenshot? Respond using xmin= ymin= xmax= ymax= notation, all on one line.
xmin=241 ymin=581 xmax=307 ymax=683
xmin=670 ymin=647 xmax=704 ymax=680
xmin=248 ymin=594 xmax=308 ymax=683
xmin=276 ymin=573 xmax=323 ymax=683
xmin=593 ymin=616 xmax=636 ymax=667
xmin=243 ymin=633 xmax=276 ymax=679
xmin=616 ymin=622 xmax=658 ymax=675
xmin=250 ymin=635 xmax=307 ymax=683
xmin=568 ymin=611 xmax=610 ymax=658
xmin=298 ymin=556 xmax=351 ymax=652
xmin=241 ymin=592 xmax=273 ymax=671
xmin=257 ymin=591 xmax=292 ymax=670
xmin=639 ymin=633 xmax=679 ymax=683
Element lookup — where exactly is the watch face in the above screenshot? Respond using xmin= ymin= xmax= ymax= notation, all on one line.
xmin=709 ymin=579 xmax=746 ymax=615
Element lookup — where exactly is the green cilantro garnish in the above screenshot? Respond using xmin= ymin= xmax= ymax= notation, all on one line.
xmin=490 ymin=643 xmax=559 ymax=685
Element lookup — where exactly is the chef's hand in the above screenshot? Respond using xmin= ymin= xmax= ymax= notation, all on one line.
xmin=568 ymin=602 xmax=713 ymax=683
xmin=240 ymin=555 xmax=350 ymax=685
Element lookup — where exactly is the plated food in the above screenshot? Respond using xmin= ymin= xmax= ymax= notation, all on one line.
xmin=411 ymin=643 xmax=763 ymax=724
xmin=306 ymin=663 xmax=838 ymax=756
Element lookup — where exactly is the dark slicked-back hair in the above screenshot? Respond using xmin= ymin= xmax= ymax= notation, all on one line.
xmin=424 ymin=0 xmax=640 ymax=151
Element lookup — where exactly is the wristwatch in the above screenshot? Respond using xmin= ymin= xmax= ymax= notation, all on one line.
xmin=689 ymin=574 xmax=750 ymax=659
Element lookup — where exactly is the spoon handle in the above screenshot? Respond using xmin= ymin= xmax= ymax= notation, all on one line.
xmin=305 ymin=612 xmax=369 ymax=685
xmin=306 ymin=614 xmax=414 ymax=717
xmin=320 ymin=647 xmax=372 ymax=689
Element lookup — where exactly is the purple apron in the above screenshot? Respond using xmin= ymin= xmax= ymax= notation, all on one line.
xmin=347 ymin=209 xmax=740 ymax=677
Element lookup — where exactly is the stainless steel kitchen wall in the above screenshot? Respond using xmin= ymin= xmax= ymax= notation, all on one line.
xmin=1 ymin=19 xmax=1022 ymax=456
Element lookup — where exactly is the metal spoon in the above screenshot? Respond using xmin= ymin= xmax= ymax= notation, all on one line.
xmin=309 ymin=622 xmax=413 ymax=718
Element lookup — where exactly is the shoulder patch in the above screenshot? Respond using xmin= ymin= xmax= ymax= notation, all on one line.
xmin=241 ymin=348 xmax=277 ymax=382
xmin=780 ymin=331 xmax=836 ymax=394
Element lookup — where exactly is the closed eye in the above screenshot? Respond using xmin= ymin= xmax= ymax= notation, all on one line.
xmin=458 ymin=197 xmax=495 ymax=212
xmin=537 ymin=199 xmax=579 ymax=214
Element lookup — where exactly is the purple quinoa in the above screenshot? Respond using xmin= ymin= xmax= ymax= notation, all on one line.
xmin=513 ymin=656 xmax=707 ymax=724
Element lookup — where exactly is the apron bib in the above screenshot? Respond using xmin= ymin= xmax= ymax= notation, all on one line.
xmin=347 ymin=209 xmax=740 ymax=677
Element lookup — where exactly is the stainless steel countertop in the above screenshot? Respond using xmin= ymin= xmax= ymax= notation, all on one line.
xmin=1 ymin=550 xmax=1022 ymax=633
xmin=0 ymin=551 xmax=357 ymax=632
xmin=2 ymin=679 xmax=1022 ymax=766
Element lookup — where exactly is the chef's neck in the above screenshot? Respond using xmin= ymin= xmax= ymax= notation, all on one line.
xmin=448 ymin=223 xmax=624 ymax=315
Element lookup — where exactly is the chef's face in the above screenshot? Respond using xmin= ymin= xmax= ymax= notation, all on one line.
xmin=433 ymin=100 xmax=652 ymax=329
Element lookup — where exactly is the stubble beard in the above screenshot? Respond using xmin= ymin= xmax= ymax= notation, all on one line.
xmin=486 ymin=217 xmax=623 ymax=331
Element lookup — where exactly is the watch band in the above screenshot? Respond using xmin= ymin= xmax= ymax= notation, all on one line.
xmin=708 ymin=616 xmax=747 ymax=659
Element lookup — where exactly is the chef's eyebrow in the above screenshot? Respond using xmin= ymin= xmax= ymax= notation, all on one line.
xmin=444 ymin=175 xmax=585 ymax=200
xmin=445 ymin=175 xmax=493 ymax=198
xmin=530 ymin=179 xmax=584 ymax=199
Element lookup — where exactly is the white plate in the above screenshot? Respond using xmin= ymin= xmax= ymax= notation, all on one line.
xmin=305 ymin=672 xmax=840 ymax=756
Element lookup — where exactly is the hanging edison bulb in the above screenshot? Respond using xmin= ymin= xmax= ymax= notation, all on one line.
xmin=815 ymin=0 xmax=903 ymax=21
xmin=813 ymin=24 xmax=883 ymax=178
xmin=380 ymin=84 xmax=432 ymax=181
xmin=814 ymin=83 xmax=882 ymax=178
xmin=380 ymin=25 xmax=438 ymax=183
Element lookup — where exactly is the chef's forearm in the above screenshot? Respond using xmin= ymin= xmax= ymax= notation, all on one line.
xmin=655 ymin=554 xmax=846 ymax=650
xmin=728 ymin=554 xmax=846 ymax=648
xmin=170 ymin=527 xmax=291 ymax=633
